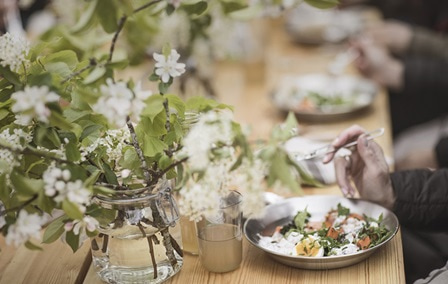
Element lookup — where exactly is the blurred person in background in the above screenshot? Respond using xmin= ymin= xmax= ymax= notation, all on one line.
xmin=341 ymin=0 xmax=448 ymax=33
xmin=350 ymin=20 xmax=448 ymax=171
xmin=324 ymin=125 xmax=448 ymax=284
xmin=0 ymin=0 xmax=49 ymax=35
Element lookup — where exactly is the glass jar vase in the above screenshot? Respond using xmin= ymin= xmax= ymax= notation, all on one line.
xmin=90 ymin=180 xmax=183 ymax=284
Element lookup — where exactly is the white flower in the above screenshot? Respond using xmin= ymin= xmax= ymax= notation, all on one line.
xmin=0 ymin=128 xmax=32 ymax=174
xmin=130 ymin=81 xmax=153 ymax=123
xmin=0 ymin=32 xmax=29 ymax=72
xmin=11 ymin=85 xmax=60 ymax=126
xmin=153 ymin=49 xmax=186 ymax=83
xmin=179 ymin=110 xmax=234 ymax=171
xmin=92 ymin=79 xmax=151 ymax=128
xmin=5 ymin=211 xmax=48 ymax=247
xmin=65 ymin=216 xmax=99 ymax=235
xmin=80 ymin=127 xmax=130 ymax=164
xmin=43 ymin=164 xmax=91 ymax=212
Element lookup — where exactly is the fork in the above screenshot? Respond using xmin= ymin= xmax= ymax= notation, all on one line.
xmin=294 ymin=128 xmax=385 ymax=161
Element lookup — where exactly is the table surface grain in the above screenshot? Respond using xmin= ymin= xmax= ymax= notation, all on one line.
xmin=0 ymin=16 xmax=405 ymax=284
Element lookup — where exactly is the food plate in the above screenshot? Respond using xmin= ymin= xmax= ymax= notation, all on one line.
xmin=243 ymin=195 xmax=399 ymax=270
xmin=285 ymin=5 xmax=363 ymax=45
xmin=272 ymin=73 xmax=378 ymax=122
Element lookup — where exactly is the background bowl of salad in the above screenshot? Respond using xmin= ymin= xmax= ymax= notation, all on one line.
xmin=243 ymin=195 xmax=399 ymax=269
xmin=271 ymin=74 xmax=378 ymax=122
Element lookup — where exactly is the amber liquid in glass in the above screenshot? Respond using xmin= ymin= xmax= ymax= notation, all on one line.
xmin=198 ymin=224 xmax=242 ymax=273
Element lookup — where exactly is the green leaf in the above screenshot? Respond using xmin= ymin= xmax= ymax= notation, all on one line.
xmin=219 ymin=1 xmax=248 ymax=14
xmin=49 ymin=111 xmax=74 ymax=131
xmin=141 ymin=136 xmax=168 ymax=157
xmin=166 ymin=94 xmax=186 ymax=115
xmin=102 ymin=162 xmax=118 ymax=185
xmin=42 ymin=62 xmax=71 ymax=78
xmin=294 ymin=209 xmax=309 ymax=230
xmin=65 ymin=230 xmax=81 ymax=252
xmin=181 ymin=1 xmax=208 ymax=15
xmin=83 ymin=66 xmax=107 ymax=84
xmin=0 ymin=109 xmax=9 ymax=121
xmin=337 ymin=203 xmax=350 ymax=216
xmin=80 ymin=124 xmax=103 ymax=140
xmin=25 ymin=241 xmax=43 ymax=251
xmin=158 ymin=154 xmax=172 ymax=170
xmin=42 ymin=215 xmax=67 ymax=244
xmin=141 ymin=95 xmax=165 ymax=122
xmin=0 ymin=174 xmax=11 ymax=200
xmin=71 ymin=0 xmax=99 ymax=33
xmin=27 ymin=72 xmax=53 ymax=87
xmin=270 ymin=112 xmax=299 ymax=141
xmin=10 ymin=171 xmax=41 ymax=196
xmin=62 ymin=200 xmax=84 ymax=220
xmin=64 ymin=109 xmax=91 ymax=122
xmin=37 ymin=191 xmax=55 ymax=214
xmin=0 ymin=66 xmax=21 ymax=87
xmin=41 ymin=50 xmax=79 ymax=71
xmin=34 ymin=125 xmax=61 ymax=149
xmin=186 ymin=96 xmax=232 ymax=112
xmin=84 ymin=169 xmax=101 ymax=187
xmin=65 ymin=140 xmax=81 ymax=162
xmin=120 ymin=147 xmax=140 ymax=170
xmin=97 ymin=0 xmax=118 ymax=33
xmin=148 ymin=73 xmax=159 ymax=82
xmin=267 ymin=152 xmax=300 ymax=193
xmin=304 ymin=0 xmax=339 ymax=9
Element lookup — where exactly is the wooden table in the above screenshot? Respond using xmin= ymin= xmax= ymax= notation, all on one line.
xmin=0 ymin=16 xmax=405 ymax=284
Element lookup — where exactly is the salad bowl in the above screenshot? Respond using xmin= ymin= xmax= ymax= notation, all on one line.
xmin=243 ymin=195 xmax=399 ymax=270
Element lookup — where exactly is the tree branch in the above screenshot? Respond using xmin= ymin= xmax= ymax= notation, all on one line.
xmin=156 ymin=157 xmax=188 ymax=180
xmin=61 ymin=58 xmax=97 ymax=84
xmin=0 ymin=195 xmax=38 ymax=216
xmin=126 ymin=117 xmax=153 ymax=185
xmin=107 ymin=0 xmax=164 ymax=64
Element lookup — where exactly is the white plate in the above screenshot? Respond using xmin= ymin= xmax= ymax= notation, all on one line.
xmin=243 ymin=195 xmax=399 ymax=270
xmin=272 ymin=73 xmax=378 ymax=122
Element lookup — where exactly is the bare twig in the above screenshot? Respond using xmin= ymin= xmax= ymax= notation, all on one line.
xmin=107 ymin=0 xmax=164 ymax=64
xmin=126 ymin=117 xmax=153 ymax=185
xmin=138 ymin=223 xmax=158 ymax=278
xmin=0 ymin=195 xmax=38 ymax=216
xmin=155 ymin=157 xmax=188 ymax=180
xmin=162 ymin=98 xmax=171 ymax=132
xmin=61 ymin=58 xmax=97 ymax=84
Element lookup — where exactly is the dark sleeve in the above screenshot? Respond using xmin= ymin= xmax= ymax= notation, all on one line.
xmin=390 ymin=169 xmax=448 ymax=230
xmin=402 ymin=57 xmax=448 ymax=101
xmin=407 ymin=27 xmax=448 ymax=60
xmin=436 ymin=137 xmax=448 ymax=168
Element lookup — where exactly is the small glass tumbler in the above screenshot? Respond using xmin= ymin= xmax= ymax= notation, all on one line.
xmin=196 ymin=191 xmax=243 ymax=273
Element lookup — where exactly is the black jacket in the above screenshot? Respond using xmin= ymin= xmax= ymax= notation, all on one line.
xmin=390 ymin=169 xmax=448 ymax=230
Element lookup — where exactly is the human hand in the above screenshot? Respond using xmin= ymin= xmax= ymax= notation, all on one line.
xmin=351 ymin=37 xmax=404 ymax=91
xmin=364 ymin=20 xmax=413 ymax=55
xmin=322 ymin=125 xmax=396 ymax=209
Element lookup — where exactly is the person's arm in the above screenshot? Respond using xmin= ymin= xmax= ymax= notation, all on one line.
xmin=407 ymin=27 xmax=448 ymax=60
xmin=391 ymin=169 xmax=448 ymax=230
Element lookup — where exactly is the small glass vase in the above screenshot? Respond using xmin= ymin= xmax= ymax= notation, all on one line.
xmin=90 ymin=180 xmax=183 ymax=284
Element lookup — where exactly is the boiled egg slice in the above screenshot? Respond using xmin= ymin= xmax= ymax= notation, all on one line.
xmin=295 ymin=236 xmax=324 ymax=257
